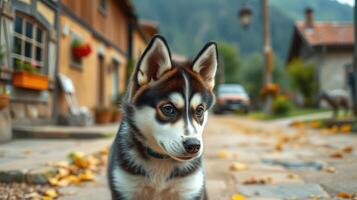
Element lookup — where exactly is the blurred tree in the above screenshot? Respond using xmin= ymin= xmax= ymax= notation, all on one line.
xmin=239 ymin=53 xmax=288 ymax=108
xmin=272 ymin=56 xmax=290 ymax=90
xmin=287 ymin=58 xmax=317 ymax=107
xmin=217 ymin=42 xmax=240 ymax=84
xmin=239 ymin=53 xmax=263 ymax=107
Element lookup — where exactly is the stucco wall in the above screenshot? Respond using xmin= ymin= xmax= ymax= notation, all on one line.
xmin=318 ymin=52 xmax=352 ymax=93
xmin=133 ymin=31 xmax=147 ymax=62
xmin=58 ymin=15 xmax=127 ymax=114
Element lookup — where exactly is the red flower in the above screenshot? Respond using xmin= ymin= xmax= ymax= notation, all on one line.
xmin=73 ymin=43 xmax=92 ymax=58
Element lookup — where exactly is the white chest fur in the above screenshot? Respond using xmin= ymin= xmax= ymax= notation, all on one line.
xmin=111 ymin=160 xmax=204 ymax=200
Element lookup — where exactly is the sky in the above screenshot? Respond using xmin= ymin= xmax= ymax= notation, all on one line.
xmin=336 ymin=0 xmax=355 ymax=6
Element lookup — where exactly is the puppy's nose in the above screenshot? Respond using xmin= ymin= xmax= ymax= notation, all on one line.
xmin=183 ymin=139 xmax=201 ymax=154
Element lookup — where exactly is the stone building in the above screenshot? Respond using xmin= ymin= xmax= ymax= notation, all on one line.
xmin=287 ymin=8 xmax=354 ymax=99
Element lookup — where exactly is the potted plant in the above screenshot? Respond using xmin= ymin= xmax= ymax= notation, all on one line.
xmin=111 ymin=107 xmax=121 ymax=122
xmin=111 ymin=93 xmax=124 ymax=122
xmin=94 ymin=106 xmax=112 ymax=124
xmin=12 ymin=59 xmax=49 ymax=90
xmin=72 ymin=39 xmax=92 ymax=59
xmin=0 ymin=86 xmax=9 ymax=110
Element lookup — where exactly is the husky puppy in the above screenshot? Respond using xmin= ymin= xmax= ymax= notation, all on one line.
xmin=108 ymin=35 xmax=218 ymax=200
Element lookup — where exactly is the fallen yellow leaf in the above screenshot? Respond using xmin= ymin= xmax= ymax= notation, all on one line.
xmin=68 ymin=151 xmax=84 ymax=160
xmin=74 ymin=158 xmax=90 ymax=168
xmin=58 ymin=168 xmax=70 ymax=177
xmin=329 ymin=126 xmax=339 ymax=134
xmin=342 ymin=146 xmax=353 ymax=153
xmin=330 ymin=151 xmax=344 ymax=159
xmin=44 ymin=189 xmax=58 ymax=198
xmin=67 ymin=175 xmax=81 ymax=184
xmin=79 ymin=170 xmax=95 ymax=181
xmin=217 ymin=150 xmax=230 ymax=159
xmin=274 ymin=143 xmax=283 ymax=151
xmin=229 ymin=162 xmax=248 ymax=171
xmin=309 ymin=121 xmax=321 ymax=128
xmin=336 ymin=192 xmax=356 ymax=198
xmin=324 ymin=167 xmax=336 ymax=173
xmin=340 ymin=125 xmax=352 ymax=133
xmin=232 ymin=194 xmax=245 ymax=200
xmin=100 ymin=148 xmax=109 ymax=155
xmin=57 ymin=178 xmax=71 ymax=187
xmin=48 ymin=177 xmax=59 ymax=186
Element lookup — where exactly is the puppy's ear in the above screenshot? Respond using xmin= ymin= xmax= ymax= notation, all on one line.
xmin=135 ymin=35 xmax=172 ymax=86
xmin=191 ymin=42 xmax=218 ymax=90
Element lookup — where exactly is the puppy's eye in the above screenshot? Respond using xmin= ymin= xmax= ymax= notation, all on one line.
xmin=160 ymin=103 xmax=177 ymax=118
xmin=195 ymin=105 xmax=205 ymax=118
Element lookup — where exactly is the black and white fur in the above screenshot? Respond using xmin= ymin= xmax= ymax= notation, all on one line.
xmin=108 ymin=35 xmax=218 ymax=200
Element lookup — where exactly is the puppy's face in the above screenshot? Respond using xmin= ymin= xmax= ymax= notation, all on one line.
xmin=128 ymin=36 xmax=217 ymax=161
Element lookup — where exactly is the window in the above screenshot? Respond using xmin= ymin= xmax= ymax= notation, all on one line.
xmin=99 ymin=0 xmax=106 ymax=15
xmin=12 ymin=14 xmax=46 ymax=73
xmin=111 ymin=60 xmax=120 ymax=101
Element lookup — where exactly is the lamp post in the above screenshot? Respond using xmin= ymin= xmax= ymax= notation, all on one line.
xmin=239 ymin=0 xmax=273 ymax=114
xmin=354 ymin=0 xmax=357 ymax=115
xmin=238 ymin=4 xmax=252 ymax=28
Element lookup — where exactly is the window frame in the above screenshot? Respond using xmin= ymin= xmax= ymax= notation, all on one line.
xmin=12 ymin=13 xmax=47 ymax=74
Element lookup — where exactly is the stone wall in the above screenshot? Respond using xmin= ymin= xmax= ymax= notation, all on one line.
xmin=0 ymin=108 xmax=12 ymax=142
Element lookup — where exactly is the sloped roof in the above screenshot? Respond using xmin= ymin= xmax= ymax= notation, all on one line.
xmin=139 ymin=20 xmax=159 ymax=38
xmin=295 ymin=21 xmax=354 ymax=46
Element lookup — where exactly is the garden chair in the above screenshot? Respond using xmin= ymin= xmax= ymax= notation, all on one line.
xmin=57 ymin=74 xmax=94 ymax=126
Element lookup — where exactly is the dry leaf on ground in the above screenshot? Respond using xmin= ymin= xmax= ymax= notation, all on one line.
xmin=217 ymin=150 xmax=230 ymax=159
xmin=324 ymin=167 xmax=336 ymax=173
xmin=229 ymin=162 xmax=248 ymax=171
xmin=340 ymin=125 xmax=352 ymax=133
xmin=336 ymin=192 xmax=356 ymax=198
xmin=44 ymin=188 xmax=58 ymax=198
xmin=231 ymin=194 xmax=245 ymax=200
xmin=329 ymin=151 xmax=344 ymax=159
xmin=287 ymin=173 xmax=299 ymax=179
xmin=243 ymin=176 xmax=272 ymax=184
xmin=342 ymin=146 xmax=353 ymax=153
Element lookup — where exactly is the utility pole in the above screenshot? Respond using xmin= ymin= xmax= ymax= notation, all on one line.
xmin=353 ymin=0 xmax=357 ymax=116
xmin=262 ymin=0 xmax=273 ymax=114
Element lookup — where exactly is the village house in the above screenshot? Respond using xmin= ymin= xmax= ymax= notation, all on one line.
xmin=0 ymin=0 xmax=60 ymax=126
xmin=0 ymin=0 xmax=154 ymax=128
xmin=287 ymin=8 xmax=355 ymax=101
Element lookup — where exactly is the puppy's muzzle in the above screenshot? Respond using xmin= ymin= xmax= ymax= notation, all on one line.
xmin=183 ymin=138 xmax=201 ymax=154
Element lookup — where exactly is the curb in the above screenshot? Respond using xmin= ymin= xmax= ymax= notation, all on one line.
xmin=0 ymin=166 xmax=57 ymax=185
xmin=13 ymin=127 xmax=115 ymax=139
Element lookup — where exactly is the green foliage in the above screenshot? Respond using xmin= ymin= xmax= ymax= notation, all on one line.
xmin=0 ymin=45 xmax=6 ymax=65
xmin=0 ymin=86 xmax=5 ymax=94
xmin=217 ymin=42 xmax=240 ymax=84
xmin=239 ymin=53 xmax=287 ymax=105
xmin=71 ymin=39 xmax=82 ymax=48
xmin=272 ymin=95 xmax=293 ymax=116
xmin=287 ymin=59 xmax=317 ymax=106
xmin=239 ymin=53 xmax=263 ymax=102
xmin=14 ymin=59 xmax=40 ymax=74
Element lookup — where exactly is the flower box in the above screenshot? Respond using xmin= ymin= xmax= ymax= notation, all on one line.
xmin=0 ymin=94 xmax=9 ymax=109
xmin=12 ymin=71 xmax=49 ymax=90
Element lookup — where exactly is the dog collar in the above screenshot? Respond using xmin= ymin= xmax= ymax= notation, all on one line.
xmin=145 ymin=146 xmax=169 ymax=159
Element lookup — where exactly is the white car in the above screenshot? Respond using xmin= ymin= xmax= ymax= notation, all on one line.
xmin=214 ymin=84 xmax=250 ymax=114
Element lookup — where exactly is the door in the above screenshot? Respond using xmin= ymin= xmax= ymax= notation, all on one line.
xmin=97 ymin=55 xmax=105 ymax=106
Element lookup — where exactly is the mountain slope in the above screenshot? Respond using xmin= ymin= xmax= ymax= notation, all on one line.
xmin=132 ymin=0 xmax=353 ymax=61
